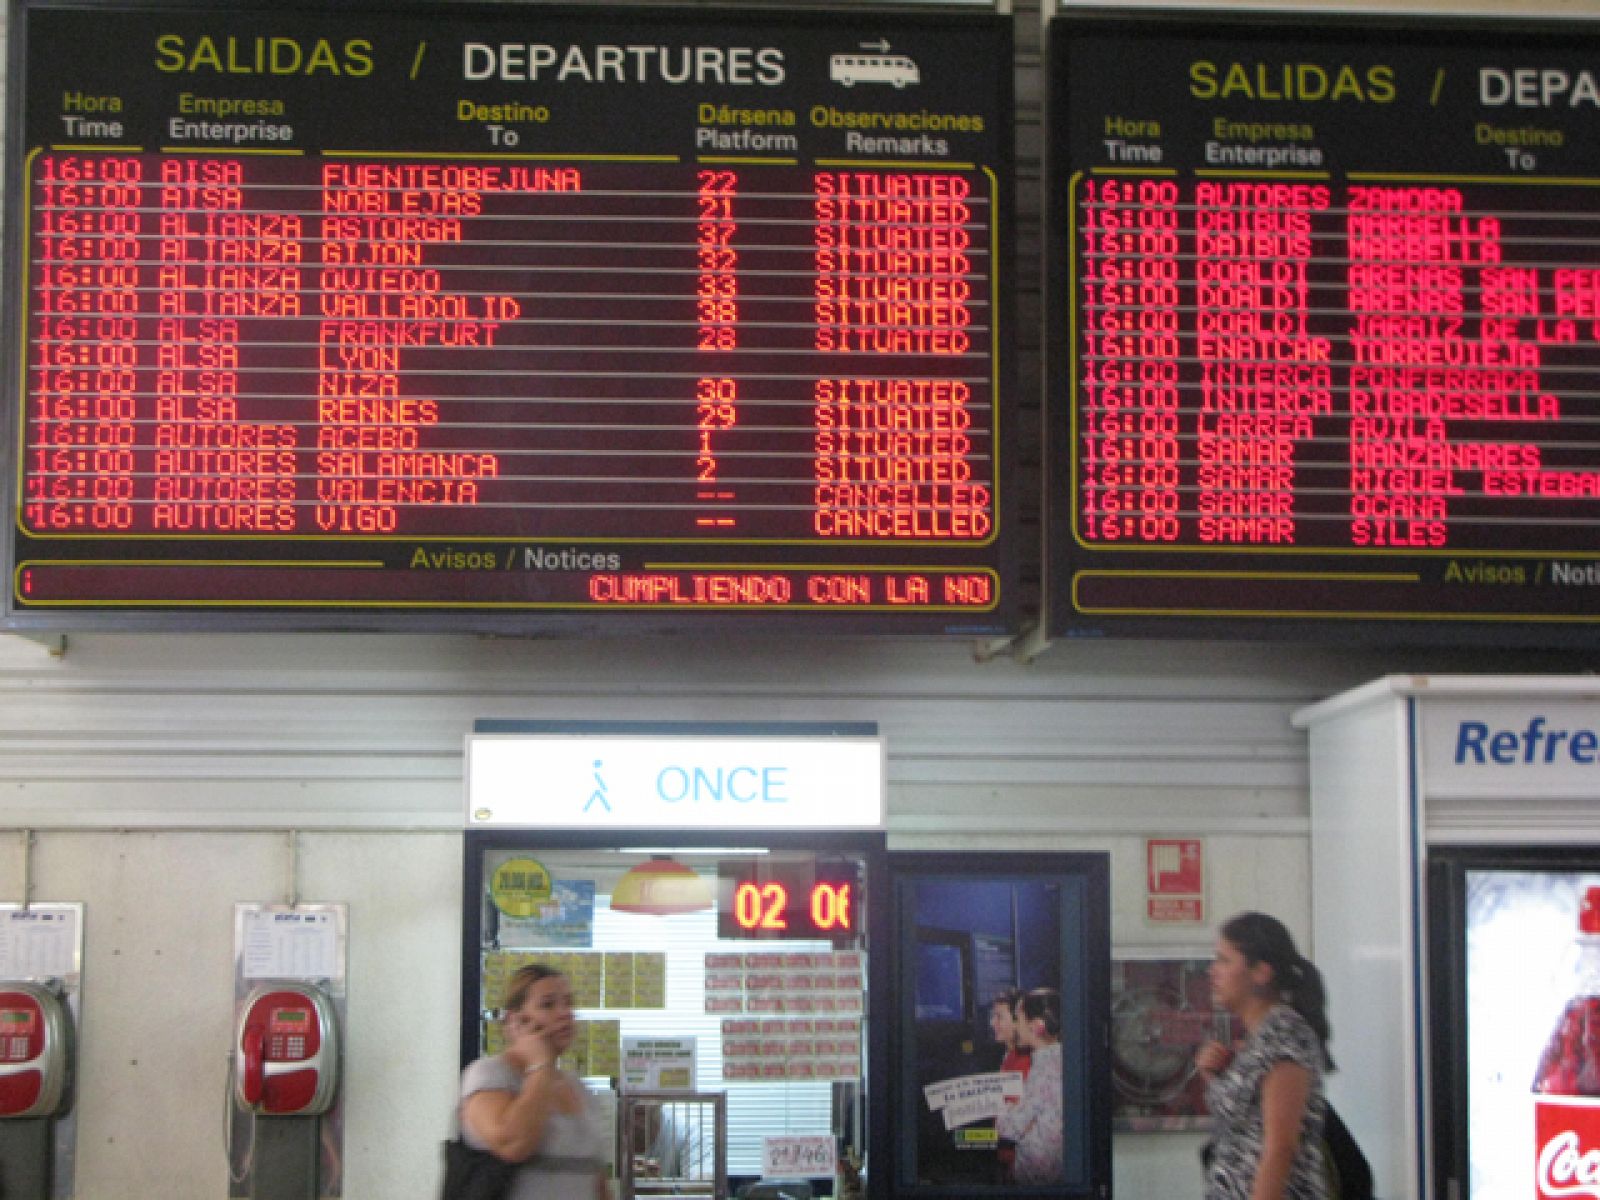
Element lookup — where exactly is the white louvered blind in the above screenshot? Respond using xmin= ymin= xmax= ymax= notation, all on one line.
xmin=586 ymin=898 xmax=850 ymax=1175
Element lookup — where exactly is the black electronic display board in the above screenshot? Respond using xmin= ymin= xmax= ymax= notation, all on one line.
xmin=715 ymin=855 xmax=863 ymax=942
xmin=3 ymin=1 xmax=1014 ymax=632
xmin=1049 ymin=10 xmax=1600 ymax=643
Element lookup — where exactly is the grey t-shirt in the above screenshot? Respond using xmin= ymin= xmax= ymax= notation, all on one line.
xmin=460 ymin=1055 xmax=603 ymax=1200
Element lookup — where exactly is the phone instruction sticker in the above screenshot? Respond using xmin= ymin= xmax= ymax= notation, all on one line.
xmin=242 ymin=910 xmax=337 ymax=980
xmin=0 ymin=909 xmax=77 ymax=978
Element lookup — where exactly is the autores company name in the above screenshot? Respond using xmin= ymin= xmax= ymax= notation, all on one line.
xmin=1454 ymin=716 xmax=1600 ymax=764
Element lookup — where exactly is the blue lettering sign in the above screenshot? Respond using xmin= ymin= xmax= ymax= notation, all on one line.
xmin=1454 ymin=716 xmax=1600 ymax=766
xmin=728 ymin=766 xmax=758 ymax=803
xmin=657 ymin=767 xmax=689 ymax=802
xmin=763 ymin=766 xmax=789 ymax=803
xmin=654 ymin=763 xmax=793 ymax=804
xmin=694 ymin=767 xmax=743 ymax=802
xmin=1455 ymin=721 xmax=1488 ymax=763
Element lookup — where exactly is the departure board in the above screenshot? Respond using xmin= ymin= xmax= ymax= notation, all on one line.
xmin=1050 ymin=12 xmax=1600 ymax=642
xmin=3 ymin=2 xmax=1013 ymax=632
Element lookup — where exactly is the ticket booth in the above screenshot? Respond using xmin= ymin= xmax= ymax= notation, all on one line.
xmin=463 ymin=722 xmax=888 ymax=1200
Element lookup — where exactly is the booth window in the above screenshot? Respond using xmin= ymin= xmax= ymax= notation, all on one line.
xmin=478 ymin=847 xmax=866 ymax=1179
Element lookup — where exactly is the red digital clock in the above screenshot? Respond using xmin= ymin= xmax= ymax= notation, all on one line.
xmin=716 ymin=857 xmax=863 ymax=942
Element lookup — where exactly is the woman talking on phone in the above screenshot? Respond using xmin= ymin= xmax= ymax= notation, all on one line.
xmin=460 ymin=963 xmax=610 ymax=1200
xmin=1197 ymin=913 xmax=1332 ymax=1200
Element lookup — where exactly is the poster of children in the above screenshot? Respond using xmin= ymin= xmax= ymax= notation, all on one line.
xmin=904 ymin=877 xmax=1072 ymax=1189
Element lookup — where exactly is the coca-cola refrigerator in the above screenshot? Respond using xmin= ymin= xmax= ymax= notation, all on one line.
xmin=1297 ymin=676 xmax=1600 ymax=1200
xmin=1428 ymin=847 xmax=1600 ymax=1200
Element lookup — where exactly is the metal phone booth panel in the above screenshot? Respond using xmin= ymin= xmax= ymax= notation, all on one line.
xmin=463 ymin=722 xmax=889 ymax=1200
xmin=0 ymin=904 xmax=84 ymax=1200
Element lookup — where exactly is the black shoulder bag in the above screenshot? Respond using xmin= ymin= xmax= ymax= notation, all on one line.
xmin=441 ymin=1137 xmax=517 ymax=1200
xmin=1320 ymin=1104 xmax=1374 ymax=1200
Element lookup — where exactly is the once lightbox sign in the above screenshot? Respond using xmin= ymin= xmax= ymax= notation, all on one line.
xmin=465 ymin=732 xmax=885 ymax=829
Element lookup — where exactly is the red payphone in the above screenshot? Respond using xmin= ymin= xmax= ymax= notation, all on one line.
xmin=233 ymin=982 xmax=339 ymax=1117
xmin=0 ymin=981 xmax=70 ymax=1120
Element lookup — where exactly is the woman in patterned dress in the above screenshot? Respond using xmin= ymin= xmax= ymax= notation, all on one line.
xmin=1196 ymin=913 xmax=1332 ymax=1200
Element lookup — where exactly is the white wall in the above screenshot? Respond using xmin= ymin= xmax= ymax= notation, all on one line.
xmin=1305 ymin=688 xmax=1418 ymax=1200
xmin=9 ymin=831 xmax=460 ymax=1199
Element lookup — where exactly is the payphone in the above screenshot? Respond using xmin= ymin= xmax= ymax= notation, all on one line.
xmin=235 ymin=983 xmax=339 ymax=1118
xmin=0 ymin=981 xmax=70 ymax=1119
xmin=0 ymin=980 xmax=72 ymax=1200
xmin=232 ymin=981 xmax=340 ymax=1200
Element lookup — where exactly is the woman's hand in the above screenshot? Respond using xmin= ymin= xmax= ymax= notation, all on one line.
xmin=1195 ymin=1040 xmax=1233 ymax=1079
xmin=506 ymin=1012 xmax=558 ymax=1075
xmin=462 ymin=1014 xmax=564 ymax=1164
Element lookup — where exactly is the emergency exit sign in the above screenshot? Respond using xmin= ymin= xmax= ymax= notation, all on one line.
xmin=1146 ymin=838 xmax=1203 ymax=924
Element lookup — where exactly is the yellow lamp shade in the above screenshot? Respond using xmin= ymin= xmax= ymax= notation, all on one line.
xmin=611 ymin=857 xmax=712 ymax=915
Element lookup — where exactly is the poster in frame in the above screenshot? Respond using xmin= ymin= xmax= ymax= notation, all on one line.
xmin=1110 ymin=951 xmax=1235 ymax=1132
xmin=888 ymin=851 xmax=1111 ymax=1200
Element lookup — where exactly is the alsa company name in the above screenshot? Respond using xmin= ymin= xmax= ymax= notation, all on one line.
xmin=463 ymin=43 xmax=786 ymax=85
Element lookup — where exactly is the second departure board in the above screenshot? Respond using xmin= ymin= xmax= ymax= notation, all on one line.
xmin=4 ymin=1 xmax=1013 ymax=632
xmin=1050 ymin=11 xmax=1600 ymax=642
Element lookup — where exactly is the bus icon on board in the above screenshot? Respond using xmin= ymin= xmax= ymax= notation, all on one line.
xmin=829 ymin=52 xmax=920 ymax=88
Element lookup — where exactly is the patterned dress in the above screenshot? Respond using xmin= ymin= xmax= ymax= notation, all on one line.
xmin=1204 ymin=1006 xmax=1328 ymax=1200
xmin=996 ymin=1046 xmax=1033 ymax=1180
xmin=997 ymin=1041 xmax=1063 ymax=1184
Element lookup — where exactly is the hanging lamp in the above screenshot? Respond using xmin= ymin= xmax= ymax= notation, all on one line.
xmin=611 ymin=856 xmax=713 ymax=915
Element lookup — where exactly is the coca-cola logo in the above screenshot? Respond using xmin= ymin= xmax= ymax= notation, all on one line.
xmin=1539 ymin=1131 xmax=1600 ymax=1199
